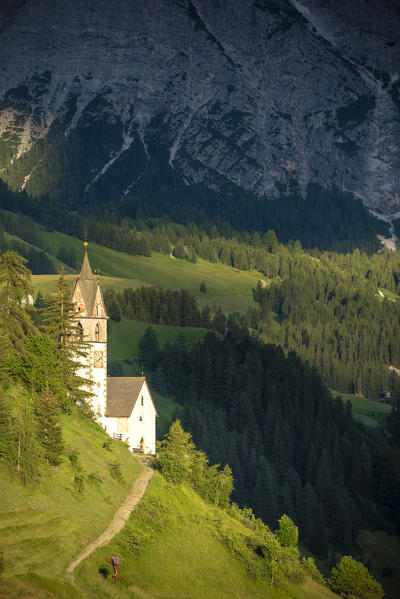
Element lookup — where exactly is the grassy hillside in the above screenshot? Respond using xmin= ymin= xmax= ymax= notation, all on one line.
xmin=4 ymin=231 xmax=72 ymax=273
xmin=32 ymin=274 xmax=144 ymax=296
xmin=0 ymin=410 xmax=142 ymax=597
xmin=27 ymin=227 xmax=262 ymax=313
xmin=0 ymin=411 xmax=338 ymax=599
xmin=330 ymin=389 xmax=391 ymax=428
xmin=75 ymin=472 xmax=338 ymax=599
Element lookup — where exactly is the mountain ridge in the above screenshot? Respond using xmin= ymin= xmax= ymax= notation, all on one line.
xmin=0 ymin=0 xmax=399 ymax=215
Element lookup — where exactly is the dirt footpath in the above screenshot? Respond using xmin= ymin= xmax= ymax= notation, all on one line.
xmin=65 ymin=461 xmax=153 ymax=582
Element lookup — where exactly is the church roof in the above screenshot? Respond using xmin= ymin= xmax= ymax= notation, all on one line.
xmin=106 ymin=377 xmax=158 ymax=417
xmin=71 ymin=245 xmax=108 ymax=318
xmin=80 ymin=250 xmax=95 ymax=280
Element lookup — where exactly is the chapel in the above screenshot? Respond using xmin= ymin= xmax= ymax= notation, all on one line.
xmin=70 ymin=243 xmax=157 ymax=454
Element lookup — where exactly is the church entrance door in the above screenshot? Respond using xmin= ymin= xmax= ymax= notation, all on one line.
xmin=140 ymin=437 xmax=145 ymax=452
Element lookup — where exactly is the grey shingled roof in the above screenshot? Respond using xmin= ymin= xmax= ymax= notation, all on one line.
xmin=106 ymin=377 xmax=146 ymax=417
xmin=80 ymin=250 xmax=95 ymax=280
xmin=71 ymin=249 xmax=107 ymax=317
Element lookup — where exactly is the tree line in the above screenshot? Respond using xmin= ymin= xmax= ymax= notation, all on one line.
xmin=104 ymin=286 xmax=225 ymax=331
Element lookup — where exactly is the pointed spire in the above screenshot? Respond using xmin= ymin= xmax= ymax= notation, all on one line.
xmin=79 ymin=242 xmax=95 ymax=280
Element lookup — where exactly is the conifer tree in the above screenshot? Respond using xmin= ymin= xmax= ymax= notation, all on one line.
xmin=35 ymin=387 xmax=64 ymax=466
xmin=277 ymin=514 xmax=299 ymax=549
xmin=0 ymin=328 xmax=10 ymax=388
xmin=329 ymin=556 xmax=383 ymax=599
xmin=7 ymin=387 xmax=42 ymax=483
xmin=0 ymin=390 xmax=11 ymax=459
xmin=139 ymin=326 xmax=160 ymax=369
xmin=155 ymin=419 xmax=195 ymax=482
xmin=41 ymin=267 xmax=91 ymax=407
xmin=0 ymin=250 xmax=35 ymax=353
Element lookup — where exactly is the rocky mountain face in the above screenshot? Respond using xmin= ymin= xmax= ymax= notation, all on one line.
xmin=0 ymin=0 xmax=399 ymax=215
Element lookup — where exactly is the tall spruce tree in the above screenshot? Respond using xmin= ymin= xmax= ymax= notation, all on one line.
xmin=7 ymin=387 xmax=42 ymax=484
xmin=35 ymin=387 xmax=64 ymax=466
xmin=0 ymin=250 xmax=35 ymax=354
xmin=41 ymin=267 xmax=92 ymax=408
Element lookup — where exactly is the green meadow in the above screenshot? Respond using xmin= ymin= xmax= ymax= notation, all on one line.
xmin=330 ymin=388 xmax=391 ymax=428
xmin=108 ymin=318 xmax=210 ymax=365
xmin=27 ymin=227 xmax=262 ymax=312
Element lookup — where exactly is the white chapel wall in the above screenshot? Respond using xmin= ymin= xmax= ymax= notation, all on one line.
xmin=127 ymin=382 xmax=156 ymax=454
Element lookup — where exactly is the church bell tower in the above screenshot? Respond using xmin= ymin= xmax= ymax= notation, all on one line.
xmin=71 ymin=243 xmax=109 ymax=420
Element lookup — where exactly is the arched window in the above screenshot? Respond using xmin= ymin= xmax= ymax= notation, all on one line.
xmin=96 ymin=304 xmax=99 ymax=316
xmin=141 ymin=396 xmax=144 ymax=406
xmin=77 ymin=322 xmax=84 ymax=342
xmin=95 ymin=323 xmax=100 ymax=342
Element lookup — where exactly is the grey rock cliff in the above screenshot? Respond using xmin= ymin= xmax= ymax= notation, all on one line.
xmin=0 ymin=0 xmax=398 ymax=213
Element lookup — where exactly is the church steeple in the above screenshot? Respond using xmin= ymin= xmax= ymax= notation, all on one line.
xmin=71 ymin=241 xmax=109 ymax=421
xmin=79 ymin=242 xmax=95 ymax=280
xmin=71 ymin=243 xmax=108 ymax=319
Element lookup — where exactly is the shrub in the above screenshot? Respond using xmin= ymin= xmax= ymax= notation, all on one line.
xmin=87 ymin=471 xmax=103 ymax=486
xmin=329 ymin=555 xmax=384 ymax=599
xmin=68 ymin=449 xmax=80 ymax=466
xmin=108 ymin=461 xmax=124 ymax=483
xmin=124 ymin=525 xmax=154 ymax=553
xmin=102 ymin=439 xmax=112 ymax=452
xmin=301 ymin=556 xmax=325 ymax=584
xmin=277 ymin=514 xmax=298 ymax=548
xmin=74 ymin=474 xmax=85 ymax=494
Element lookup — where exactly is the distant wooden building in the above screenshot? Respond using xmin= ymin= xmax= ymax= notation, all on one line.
xmin=71 ymin=243 xmax=157 ymax=454
xmin=379 ymin=390 xmax=392 ymax=404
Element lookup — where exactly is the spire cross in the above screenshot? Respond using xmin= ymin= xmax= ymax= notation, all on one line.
xmin=83 ymin=224 xmax=88 ymax=250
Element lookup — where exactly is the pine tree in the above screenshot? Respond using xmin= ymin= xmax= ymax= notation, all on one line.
xmin=329 ymin=556 xmax=384 ymax=599
xmin=35 ymin=387 xmax=64 ymax=466
xmin=139 ymin=326 xmax=160 ymax=369
xmin=0 ymin=327 xmax=10 ymax=388
xmin=7 ymin=387 xmax=42 ymax=483
xmin=0 ymin=390 xmax=11 ymax=459
xmin=277 ymin=514 xmax=299 ymax=548
xmin=41 ymin=268 xmax=91 ymax=408
xmin=155 ymin=420 xmax=196 ymax=482
xmin=0 ymin=250 xmax=35 ymax=354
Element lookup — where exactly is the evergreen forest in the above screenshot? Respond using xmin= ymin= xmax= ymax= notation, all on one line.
xmin=139 ymin=327 xmax=400 ymax=559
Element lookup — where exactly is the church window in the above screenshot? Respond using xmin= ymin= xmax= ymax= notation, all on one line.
xmin=95 ymin=323 xmax=100 ymax=342
xmin=139 ymin=416 xmax=143 ymax=422
xmin=141 ymin=396 xmax=144 ymax=406
xmin=77 ymin=322 xmax=84 ymax=342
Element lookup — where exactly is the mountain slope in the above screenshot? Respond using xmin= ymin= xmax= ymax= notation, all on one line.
xmin=75 ymin=472 xmax=338 ymax=599
xmin=0 ymin=409 xmax=142 ymax=594
xmin=0 ymin=0 xmax=399 ymax=214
